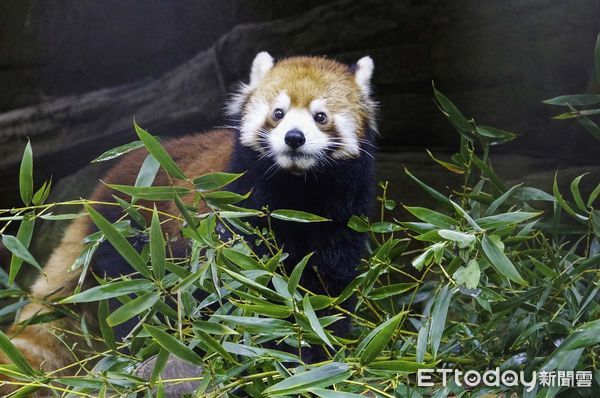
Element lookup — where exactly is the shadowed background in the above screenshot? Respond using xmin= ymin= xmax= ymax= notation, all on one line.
xmin=0 ymin=0 xmax=599 ymax=268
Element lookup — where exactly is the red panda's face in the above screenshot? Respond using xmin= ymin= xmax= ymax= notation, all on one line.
xmin=227 ymin=53 xmax=376 ymax=174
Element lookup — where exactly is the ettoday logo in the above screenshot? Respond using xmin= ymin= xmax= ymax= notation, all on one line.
xmin=417 ymin=368 xmax=593 ymax=392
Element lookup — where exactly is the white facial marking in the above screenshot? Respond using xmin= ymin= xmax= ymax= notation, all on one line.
xmin=273 ymin=91 xmax=291 ymax=111
xmin=310 ymin=98 xmax=327 ymax=114
xmin=332 ymin=114 xmax=360 ymax=158
xmin=269 ymin=108 xmax=331 ymax=171
xmin=239 ymin=98 xmax=269 ymax=150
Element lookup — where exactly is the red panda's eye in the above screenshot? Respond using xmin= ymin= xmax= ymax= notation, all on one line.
xmin=273 ymin=108 xmax=285 ymax=120
xmin=314 ymin=112 xmax=327 ymax=124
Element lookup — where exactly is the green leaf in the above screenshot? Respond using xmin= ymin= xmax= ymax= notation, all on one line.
xmin=543 ymin=94 xmax=600 ymax=107
xmin=452 ymin=259 xmax=480 ymax=289
xmin=588 ymin=183 xmax=600 ymax=208
xmin=303 ymin=294 xmax=334 ymax=349
xmin=348 ymin=215 xmax=370 ymax=232
xmin=475 ymin=125 xmax=517 ymax=144
xmin=433 ymin=85 xmax=471 ymax=135
xmin=264 ymin=362 xmax=352 ymax=396
xmin=106 ymin=292 xmax=160 ymax=327
xmin=19 ymin=140 xmax=33 ymax=205
xmin=92 ymin=140 xmax=144 ymax=163
xmin=429 ymin=284 xmax=452 ymax=358
xmin=32 ymin=179 xmax=52 ymax=206
xmin=426 ymin=149 xmax=464 ymax=174
xmin=357 ymin=311 xmax=405 ymax=365
xmin=514 ymin=186 xmax=554 ymax=202
xmin=174 ymin=195 xmax=206 ymax=245
xmin=195 ymin=330 xmax=237 ymax=363
xmin=480 ymin=235 xmax=526 ymax=285
xmin=150 ymin=209 xmax=166 ymax=279
xmin=484 ymin=183 xmax=523 ymax=216
xmin=450 ymin=200 xmax=483 ymax=232
xmin=309 ymin=388 xmax=364 ymax=398
xmin=135 ymin=154 xmax=161 ymax=188
xmin=98 ymin=300 xmax=116 ymax=351
xmin=404 ymin=168 xmax=453 ymax=210
xmin=134 ymin=121 xmax=187 ymax=180
xmin=8 ymin=217 xmax=35 ymax=284
xmin=193 ymin=172 xmax=244 ymax=191
xmin=222 ymin=342 xmax=300 ymax=363
xmin=108 ymin=184 xmax=191 ymax=201
xmin=553 ymin=174 xmax=587 ymax=221
xmin=404 ymin=206 xmax=458 ymax=229
xmin=84 ymin=204 xmax=151 ymax=278
xmin=60 ymin=279 xmax=154 ymax=303
xmin=470 ymin=154 xmax=507 ymax=192
xmin=219 ymin=268 xmax=285 ymax=302
xmin=2 ymin=234 xmax=41 ymax=272
xmin=271 ymin=209 xmax=329 ymax=223
xmin=0 ymin=329 xmax=35 ymax=376
xmin=475 ymin=211 xmax=542 ymax=230
xmin=369 ymin=283 xmax=417 ymax=300
xmin=570 ymin=174 xmax=588 ymax=211
xmin=213 ymin=315 xmax=294 ymax=334
xmin=288 ymin=253 xmax=312 ymax=295
xmin=203 ymin=190 xmax=250 ymax=206
xmin=192 ymin=320 xmax=238 ymax=335
xmin=222 ymin=248 xmax=263 ymax=270
xmin=437 ymin=229 xmax=475 ymax=248
xmin=142 ymin=324 xmax=203 ymax=365
xmin=575 ymin=114 xmax=600 ymax=140
xmin=365 ymin=359 xmax=437 ymax=373
xmin=543 ymin=319 xmax=600 ymax=371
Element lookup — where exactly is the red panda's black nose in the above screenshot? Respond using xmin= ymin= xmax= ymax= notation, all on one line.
xmin=284 ymin=129 xmax=306 ymax=149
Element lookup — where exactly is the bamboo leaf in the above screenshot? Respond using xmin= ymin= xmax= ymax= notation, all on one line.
xmin=60 ymin=279 xmax=154 ymax=303
xmin=288 ymin=253 xmax=312 ymax=295
xmin=19 ymin=140 xmax=33 ymax=205
xmin=303 ymin=294 xmax=334 ymax=349
xmin=480 ymin=235 xmax=526 ymax=285
xmin=142 ymin=324 xmax=203 ymax=365
xmin=429 ymin=284 xmax=452 ymax=358
xmin=135 ymin=154 xmax=161 ymax=188
xmin=106 ymin=292 xmax=160 ymax=327
xmin=271 ymin=209 xmax=329 ymax=223
xmin=108 ymin=184 xmax=191 ymax=201
xmin=570 ymin=174 xmax=588 ymax=212
xmin=404 ymin=206 xmax=458 ymax=229
xmin=404 ymin=168 xmax=453 ymax=210
xmin=92 ymin=141 xmax=144 ymax=163
xmin=0 ymin=330 xmax=35 ymax=376
xmin=2 ymin=234 xmax=41 ymax=273
xmin=8 ymin=217 xmax=35 ymax=284
xmin=358 ymin=311 xmax=405 ymax=365
xmin=134 ymin=121 xmax=187 ymax=180
xmin=84 ymin=204 xmax=151 ymax=278
xmin=264 ymin=362 xmax=352 ymax=396
xmin=150 ymin=208 xmax=166 ymax=279
xmin=193 ymin=172 xmax=244 ymax=191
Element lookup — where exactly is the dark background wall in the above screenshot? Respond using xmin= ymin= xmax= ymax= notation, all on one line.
xmin=0 ymin=0 xmax=599 ymax=212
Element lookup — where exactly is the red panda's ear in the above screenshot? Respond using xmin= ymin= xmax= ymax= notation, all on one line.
xmin=249 ymin=51 xmax=274 ymax=89
xmin=354 ymin=56 xmax=374 ymax=95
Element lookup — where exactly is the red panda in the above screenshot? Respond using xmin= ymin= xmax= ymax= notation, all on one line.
xmin=0 ymin=52 xmax=377 ymax=394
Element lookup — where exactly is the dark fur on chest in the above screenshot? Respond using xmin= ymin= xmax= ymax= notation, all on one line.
xmin=226 ymin=129 xmax=376 ymax=294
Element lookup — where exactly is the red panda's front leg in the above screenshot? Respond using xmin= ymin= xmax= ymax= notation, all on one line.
xmin=0 ymin=217 xmax=95 ymax=395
